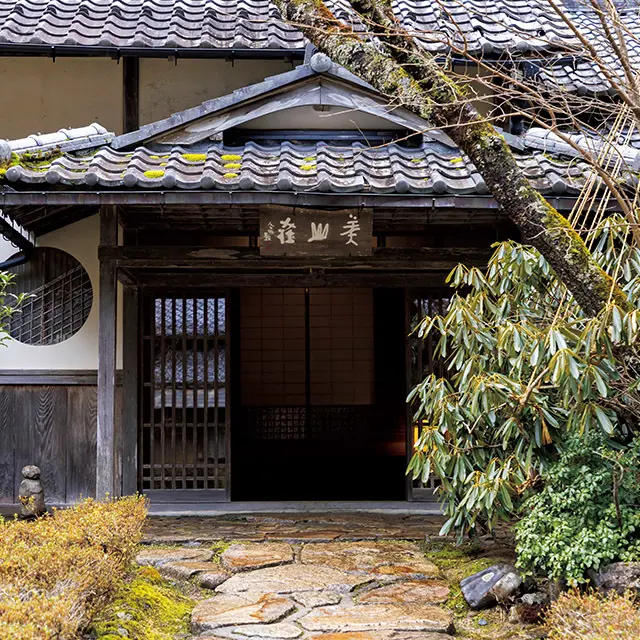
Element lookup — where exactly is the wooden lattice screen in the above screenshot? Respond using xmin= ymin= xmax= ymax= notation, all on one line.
xmin=8 ymin=264 xmax=92 ymax=345
xmin=140 ymin=294 xmax=228 ymax=493
xmin=408 ymin=290 xmax=451 ymax=499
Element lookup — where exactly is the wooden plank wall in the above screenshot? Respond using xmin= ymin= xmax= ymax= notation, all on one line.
xmin=0 ymin=383 xmax=122 ymax=504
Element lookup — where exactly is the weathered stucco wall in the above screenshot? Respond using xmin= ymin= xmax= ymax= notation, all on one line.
xmin=139 ymin=58 xmax=298 ymax=125
xmin=0 ymin=58 xmax=123 ymax=138
xmin=0 ymin=58 xmax=298 ymax=140
xmin=0 ymin=214 xmax=123 ymax=370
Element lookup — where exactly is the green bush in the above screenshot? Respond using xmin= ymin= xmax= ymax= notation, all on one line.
xmin=515 ymin=432 xmax=640 ymax=585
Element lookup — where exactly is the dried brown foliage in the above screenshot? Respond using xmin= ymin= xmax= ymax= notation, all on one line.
xmin=0 ymin=496 xmax=147 ymax=640
xmin=546 ymin=589 xmax=640 ymax=639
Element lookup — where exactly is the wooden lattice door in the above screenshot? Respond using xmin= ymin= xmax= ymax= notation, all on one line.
xmin=139 ymin=293 xmax=229 ymax=499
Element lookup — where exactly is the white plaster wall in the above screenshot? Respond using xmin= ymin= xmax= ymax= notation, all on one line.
xmin=0 ymin=214 xmax=123 ymax=370
xmin=238 ymin=105 xmax=405 ymax=130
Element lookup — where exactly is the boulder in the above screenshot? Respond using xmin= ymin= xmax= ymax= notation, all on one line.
xmin=592 ymin=562 xmax=640 ymax=595
xmin=460 ymin=564 xmax=522 ymax=610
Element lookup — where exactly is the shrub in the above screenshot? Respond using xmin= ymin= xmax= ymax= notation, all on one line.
xmin=408 ymin=217 xmax=640 ymax=537
xmin=546 ymin=590 xmax=640 ymax=639
xmin=0 ymin=496 xmax=147 ymax=640
xmin=515 ymin=432 xmax=640 ymax=585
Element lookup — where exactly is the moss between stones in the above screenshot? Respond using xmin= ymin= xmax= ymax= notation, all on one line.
xmin=300 ymin=164 xmax=316 ymax=171
xmin=90 ymin=566 xmax=193 ymax=640
xmin=0 ymin=148 xmax=63 ymax=178
xmin=223 ymin=162 xmax=242 ymax=170
xmin=223 ymin=172 xmax=238 ymax=179
xmin=221 ymin=154 xmax=242 ymax=162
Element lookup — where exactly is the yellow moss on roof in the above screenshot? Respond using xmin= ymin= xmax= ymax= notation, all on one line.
xmin=143 ymin=169 xmax=165 ymax=179
xmin=182 ymin=153 xmax=207 ymax=162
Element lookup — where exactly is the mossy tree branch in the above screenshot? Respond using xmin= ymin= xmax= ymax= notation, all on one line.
xmin=274 ymin=0 xmax=633 ymax=317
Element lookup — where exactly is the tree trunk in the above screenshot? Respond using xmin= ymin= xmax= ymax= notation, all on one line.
xmin=275 ymin=0 xmax=633 ymax=317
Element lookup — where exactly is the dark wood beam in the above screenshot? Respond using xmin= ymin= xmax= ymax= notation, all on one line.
xmin=101 ymin=245 xmax=491 ymax=270
xmin=0 ymin=191 xmax=587 ymax=212
xmin=123 ymin=57 xmax=139 ymax=134
xmin=129 ymin=271 xmax=452 ymax=288
xmin=97 ymin=205 xmax=118 ymax=499
xmin=121 ymin=286 xmax=139 ymax=496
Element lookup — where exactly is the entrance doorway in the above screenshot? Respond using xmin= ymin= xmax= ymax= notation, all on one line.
xmin=232 ymin=287 xmax=407 ymax=501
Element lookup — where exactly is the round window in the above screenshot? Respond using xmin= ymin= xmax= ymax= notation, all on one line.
xmin=5 ymin=247 xmax=93 ymax=346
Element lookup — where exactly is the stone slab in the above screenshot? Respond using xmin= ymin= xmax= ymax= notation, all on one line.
xmin=158 ymin=560 xmax=225 ymax=581
xmin=234 ymin=622 xmax=304 ymax=638
xmin=292 ymin=591 xmax=343 ymax=608
xmin=192 ymin=593 xmax=296 ymax=632
xmin=222 ymin=543 xmax=294 ymax=572
xmin=216 ymin=564 xmax=371 ymax=595
xmin=198 ymin=569 xmax=232 ymax=590
xmin=136 ymin=547 xmax=213 ymax=567
xmin=300 ymin=542 xmax=440 ymax=580
xmin=298 ymin=603 xmax=454 ymax=634
xmin=357 ymin=580 xmax=450 ymax=605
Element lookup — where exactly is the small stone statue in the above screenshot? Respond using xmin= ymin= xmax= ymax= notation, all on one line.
xmin=18 ymin=465 xmax=46 ymax=518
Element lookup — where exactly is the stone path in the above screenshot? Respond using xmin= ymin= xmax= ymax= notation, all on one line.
xmin=137 ymin=540 xmax=456 ymax=639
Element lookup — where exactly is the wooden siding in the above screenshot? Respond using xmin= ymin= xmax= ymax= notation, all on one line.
xmin=0 ymin=381 xmax=122 ymax=504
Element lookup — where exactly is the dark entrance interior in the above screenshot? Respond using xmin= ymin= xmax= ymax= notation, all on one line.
xmin=231 ymin=287 xmax=407 ymax=501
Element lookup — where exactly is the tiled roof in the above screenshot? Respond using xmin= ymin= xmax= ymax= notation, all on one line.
xmin=8 ymin=123 xmax=113 ymax=154
xmin=2 ymin=139 xmax=592 ymax=196
xmin=0 ymin=0 xmax=305 ymax=49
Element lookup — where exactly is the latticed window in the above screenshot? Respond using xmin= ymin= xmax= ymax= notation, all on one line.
xmin=7 ymin=248 xmax=93 ymax=346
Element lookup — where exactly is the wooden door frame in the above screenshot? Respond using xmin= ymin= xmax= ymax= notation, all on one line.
xmin=129 ymin=288 xmax=232 ymax=503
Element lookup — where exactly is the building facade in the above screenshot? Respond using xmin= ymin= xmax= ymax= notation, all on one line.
xmin=0 ymin=0 xmax=617 ymax=506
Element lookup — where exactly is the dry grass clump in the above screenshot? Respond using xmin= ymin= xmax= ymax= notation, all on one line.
xmin=546 ymin=589 xmax=640 ymax=639
xmin=0 ymin=496 xmax=147 ymax=640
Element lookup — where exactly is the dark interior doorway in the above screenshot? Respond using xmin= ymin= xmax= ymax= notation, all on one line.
xmin=231 ymin=287 xmax=407 ymax=501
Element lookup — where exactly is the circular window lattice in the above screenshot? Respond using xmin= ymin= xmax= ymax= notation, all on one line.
xmin=6 ymin=247 xmax=93 ymax=346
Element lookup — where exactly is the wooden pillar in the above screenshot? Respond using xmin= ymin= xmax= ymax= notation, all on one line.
xmin=121 ymin=285 xmax=139 ymax=495
xmin=96 ymin=205 xmax=118 ymax=499
xmin=123 ymin=57 xmax=139 ymax=134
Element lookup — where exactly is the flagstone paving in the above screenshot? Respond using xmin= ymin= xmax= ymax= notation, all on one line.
xmin=136 ymin=540 xmax=457 ymax=639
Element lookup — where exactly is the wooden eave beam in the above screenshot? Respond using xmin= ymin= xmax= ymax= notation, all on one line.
xmin=102 ymin=245 xmax=491 ymax=270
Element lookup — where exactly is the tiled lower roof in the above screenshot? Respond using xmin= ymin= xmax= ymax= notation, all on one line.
xmin=2 ymin=140 xmax=590 ymax=195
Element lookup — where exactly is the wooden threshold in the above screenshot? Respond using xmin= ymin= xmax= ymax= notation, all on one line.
xmin=146 ymin=500 xmax=441 ymax=516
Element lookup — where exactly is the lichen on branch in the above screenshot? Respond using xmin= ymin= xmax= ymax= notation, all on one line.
xmin=274 ymin=0 xmax=633 ymax=317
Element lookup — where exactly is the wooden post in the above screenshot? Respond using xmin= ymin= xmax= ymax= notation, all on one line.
xmin=121 ymin=285 xmax=139 ymax=495
xmin=96 ymin=205 xmax=118 ymax=499
xmin=123 ymin=57 xmax=139 ymax=134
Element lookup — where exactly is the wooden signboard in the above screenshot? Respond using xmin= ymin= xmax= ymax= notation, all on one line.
xmin=259 ymin=209 xmax=372 ymax=257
